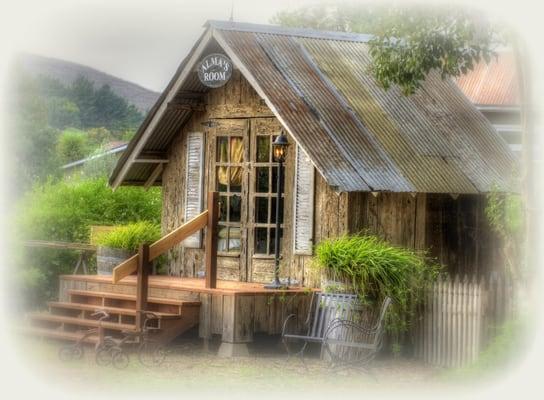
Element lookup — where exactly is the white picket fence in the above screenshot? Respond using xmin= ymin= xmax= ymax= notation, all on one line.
xmin=414 ymin=274 xmax=513 ymax=368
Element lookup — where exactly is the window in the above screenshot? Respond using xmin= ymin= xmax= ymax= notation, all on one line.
xmin=215 ymin=135 xmax=244 ymax=253
xmin=252 ymin=133 xmax=284 ymax=255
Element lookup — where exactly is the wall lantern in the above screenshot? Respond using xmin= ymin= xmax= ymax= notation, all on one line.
xmin=272 ymin=133 xmax=289 ymax=162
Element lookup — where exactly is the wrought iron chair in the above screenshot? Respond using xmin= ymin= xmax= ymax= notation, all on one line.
xmin=281 ymin=292 xmax=360 ymax=364
xmin=323 ymin=296 xmax=392 ymax=368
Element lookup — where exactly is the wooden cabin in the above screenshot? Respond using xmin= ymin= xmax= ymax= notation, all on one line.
xmin=110 ymin=20 xmax=517 ymax=286
xmin=26 ymin=21 xmax=517 ymax=356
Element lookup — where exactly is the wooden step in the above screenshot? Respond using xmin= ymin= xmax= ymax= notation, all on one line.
xmin=47 ymin=301 xmax=179 ymax=318
xmin=19 ymin=326 xmax=99 ymax=344
xmin=68 ymin=289 xmax=200 ymax=306
xmin=28 ymin=312 xmax=136 ymax=332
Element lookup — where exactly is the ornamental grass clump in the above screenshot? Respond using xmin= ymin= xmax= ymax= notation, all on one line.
xmin=314 ymin=234 xmax=440 ymax=347
xmin=95 ymin=221 xmax=161 ymax=252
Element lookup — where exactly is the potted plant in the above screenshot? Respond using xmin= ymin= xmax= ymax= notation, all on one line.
xmin=313 ymin=234 xmax=440 ymax=354
xmin=94 ymin=221 xmax=161 ymax=275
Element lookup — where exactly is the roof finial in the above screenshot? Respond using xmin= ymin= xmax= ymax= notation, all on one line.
xmin=229 ymin=0 xmax=234 ymax=22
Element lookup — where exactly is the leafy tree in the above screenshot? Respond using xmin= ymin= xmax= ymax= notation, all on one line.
xmin=272 ymin=2 xmax=498 ymax=94
xmin=45 ymin=97 xmax=81 ymax=129
xmin=87 ymin=127 xmax=114 ymax=148
xmin=56 ymin=128 xmax=89 ymax=164
xmin=70 ymin=75 xmax=97 ymax=127
xmin=8 ymin=68 xmax=61 ymax=191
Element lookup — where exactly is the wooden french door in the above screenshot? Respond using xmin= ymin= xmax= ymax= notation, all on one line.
xmin=208 ymin=118 xmax=289 ymax=283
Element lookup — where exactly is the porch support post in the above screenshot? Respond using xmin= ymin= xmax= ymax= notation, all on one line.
xmin=205 ymin=191 xmax=219 ymax=289
xmin=135 ymin=243 xmax=150 ymax=331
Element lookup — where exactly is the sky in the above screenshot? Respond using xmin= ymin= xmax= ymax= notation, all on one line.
xmin=3 ymin=0 xmax=322 ymax=92
xmin=1 ymin=0 xmax=543 ymax=97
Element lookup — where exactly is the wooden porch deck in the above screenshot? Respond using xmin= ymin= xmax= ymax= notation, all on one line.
xmin=57 ymin=274 xmax=315 ymax=356
xmin=62 ymin=274 xmax=313 ymax=296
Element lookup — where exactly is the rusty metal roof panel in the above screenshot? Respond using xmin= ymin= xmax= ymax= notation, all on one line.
xmin=216 ymin=30 xmax=371 ymax=191
xmin=299 ymin=38 xmax=478 ymax=193
xmin=253 ymin=33 xmax=411 ymax=191
xmin=455 ymin=51 xmax=519 ymax=107
xmin=111 ymin=21 xmax=517 ymax=193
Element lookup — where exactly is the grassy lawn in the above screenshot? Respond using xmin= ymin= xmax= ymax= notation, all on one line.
xmin=14 ymin=336 xmax=443 ymax=396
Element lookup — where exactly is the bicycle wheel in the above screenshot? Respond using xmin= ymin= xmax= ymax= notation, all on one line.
xmin=111 ymin=348 xmax=129 ymax=370
xmin=71 ymin=345 xmax=84 ymax=360
xmin=138 ymin=340 xmax=166 ymax=367
xmin=95 ymin=346 xmax=112 ymax=366
xmin=58 ymin=346 xmax=75 ymax=362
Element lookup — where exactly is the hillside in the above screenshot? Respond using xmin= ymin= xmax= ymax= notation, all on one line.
xmin=17 ymin=53 xmax=160 ymax=113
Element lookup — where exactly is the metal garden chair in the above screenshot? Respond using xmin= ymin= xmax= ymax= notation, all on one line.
xmin=281 ymin=292 xmax=359 ymax=364
xmin=323 ymin=296 xmax=392 ymax=368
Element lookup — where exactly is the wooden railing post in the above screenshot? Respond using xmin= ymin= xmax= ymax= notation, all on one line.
xmin=135 ymin=243 xmax=150 ymax=331
xmin=205 ymin=191 xmax=219 ymax=289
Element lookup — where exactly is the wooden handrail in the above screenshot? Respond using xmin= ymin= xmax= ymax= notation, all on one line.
xmin=112 ymin=210 xmax=209 ymax=283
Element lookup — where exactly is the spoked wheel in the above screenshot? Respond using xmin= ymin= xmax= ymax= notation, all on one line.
xmin=95 ymin=346 xmax=113 ymax=366
xmin=111 ymin=348 xmax=129 ymax=370
xmin=138 ymin=340 xmax=166 ymax=367
xmin=59 ymin=345 xmax=83 ymax=361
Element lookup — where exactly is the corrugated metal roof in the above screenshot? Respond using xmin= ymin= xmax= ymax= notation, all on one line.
xmin=455 ymin=51 xmax=519 ymax=107
xmin=110 ymin=21 xmax=517 ymax=193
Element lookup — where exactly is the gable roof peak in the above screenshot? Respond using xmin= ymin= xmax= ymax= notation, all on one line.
xmin=205 ymin=20 xmax=373 ymax=43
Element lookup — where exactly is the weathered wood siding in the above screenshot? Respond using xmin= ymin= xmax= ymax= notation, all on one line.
xmin=343 ymin=192 xmax=499 ymax=277
xmin=162 ymin=69 xmax=277 ymax=279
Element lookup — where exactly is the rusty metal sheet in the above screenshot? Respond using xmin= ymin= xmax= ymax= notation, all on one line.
xmin=455 ymin=51 xmax=519 ymax=107
xmin=111 ymin=21 xmax=517 ymax=193
xmin=253 ymin=33 xmax=411 ymax=192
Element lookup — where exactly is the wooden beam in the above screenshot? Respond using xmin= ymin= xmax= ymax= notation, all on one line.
xmin=111 ymin=254 xmax=138 ymax=284
xmin=144 ymin=163 xmax=164 ymax=190
xmin=149 ymin=210 xmax=208 ymax=259
xmin=135 ymin=244 xmax=150 ymax=331
xmin=134 ymin=158 xmax=169 ymax=164
xmin=112 ymin=210 xmax=209 ymax=284
xmin=205 ymin=192 xmax=219 ymax=289
xmin=167 ymin=102 xmax=206 ymax=112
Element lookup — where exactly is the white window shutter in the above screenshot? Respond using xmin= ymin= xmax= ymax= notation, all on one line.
xmin=293 ymin=145 xmax=315 ymax=255
xmin=183 ymin=132 xmax=204 ymax=248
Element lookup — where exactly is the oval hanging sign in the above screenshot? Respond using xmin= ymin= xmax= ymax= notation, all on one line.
xmin=197 ymin=53 xmax=233 ymax=88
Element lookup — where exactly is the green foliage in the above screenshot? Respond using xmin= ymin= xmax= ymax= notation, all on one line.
xmin=314 ymin=234 xmax=440 ymax=346
xmin=7 ymin=68 xmax=61 ymax=191
xmin=7 ymin=68 xmax=144 ymax=192
xmin=15 ymin=178 xmax=162 ymax=307
xmin=95 ymin=221 xmax=161 ymax=252
xmin=87 ymin=127 xmax=114 ymax=148
xmin=272 ymin=2 xmax=499 ymax=95
xmin=56 ymin=128 xmax=90 ymax=164
xmin=486 ymin=189 xmax=524 ymax=239
xmin=485 ymin=186 xmax=525 ymax=280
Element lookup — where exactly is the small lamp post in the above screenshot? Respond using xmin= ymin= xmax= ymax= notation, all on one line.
xmin=264 ymin=133 xmax=289 ymax=289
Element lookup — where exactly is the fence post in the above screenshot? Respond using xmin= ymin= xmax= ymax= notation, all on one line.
xmin=136 ymin=243 xmax=150 ymax=331
xmin=205 ymin=191 xmax=219 ymax=289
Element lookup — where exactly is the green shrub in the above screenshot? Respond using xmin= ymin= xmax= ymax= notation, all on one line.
xmin=56 ymin=128 xmax=90 ymax=164
xmin=15 ymin=177 xmax=162 ymax=308
xmin=314 ymin=234 xmax=440 ymax=348
xmin=95 ymin=222 xmax=161 ymax=252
